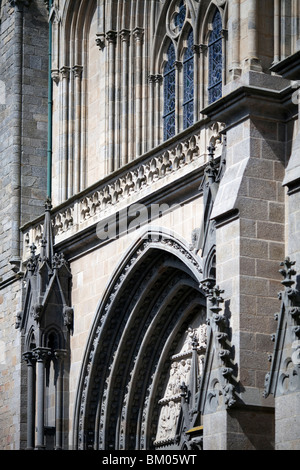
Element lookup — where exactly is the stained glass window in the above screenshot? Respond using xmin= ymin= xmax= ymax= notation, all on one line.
xmin=174 ymin=0 xmax=186 ymax=32
xmin=183 ymin=29 xmax=194 ymax=129
xmin=163 ymin=42 xmax=176 ymax=141
xmin=208 ymin=10 xmax=223 ymax=104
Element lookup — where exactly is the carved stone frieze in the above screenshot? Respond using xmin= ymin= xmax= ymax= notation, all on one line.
xmin=22 ymin=123 xmax=224 ymax=260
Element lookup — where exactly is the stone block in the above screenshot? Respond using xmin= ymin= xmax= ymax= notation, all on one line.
xmin=257 ymin=221 xmax=284 ymax=242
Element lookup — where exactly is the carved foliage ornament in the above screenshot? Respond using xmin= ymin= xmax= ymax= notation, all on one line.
xmin=200 ymin=284 xmax=237 ymax=412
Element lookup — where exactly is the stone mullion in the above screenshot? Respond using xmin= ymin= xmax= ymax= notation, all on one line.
xmin=106 ymin=31 xmax=117 ymax=173
xmin=34 ymin=347 xmax=52 ymax=450
xmin=175 ymin=61 xmax=182 ymax=135
xmin=23 ymin=352 xmax=36 ymax=450
xmin=193 ymin=45 xmax=201 ymax=122
xmin=154 ymin=75 xmax=163 ymax=147
xmin=133 ymin=28 xmax=144 ymax=159
xmin=120 ymin=30 xmax=130 ymax=167
xmin=148 ymin=74 xmax=155 ymax=149
xmin=198 ymin=45 xmax=207 ymax=114
xmin=73 ymin=65 xmax=83 ymax=194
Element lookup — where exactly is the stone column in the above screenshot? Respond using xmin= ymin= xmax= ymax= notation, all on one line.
xmin=73 ymin=65 xmax=83 ymax=194
xmin=60 ymin=66 xmax=70 ymax=202
xmin=229 ymin=0 xmax=242 ymax=78
xmin=23 ymin=351 xmax=36 ymax=450
xmin=54 ymin=350 xmax=66 ymax=450
xmin=246 ymin=0 xmax=262 ymax=71
xmin=133 ymin=28 xmax=144 ymax=159
xmin=106 ymin=30 xmax=117 ymax=173
xmin=8 ymin=0 xmax=29 ymax=273
xmin=34 ymin=347 xmax=51 ymax=450
xmin=120 ymin=29 xmax=130 ymax=166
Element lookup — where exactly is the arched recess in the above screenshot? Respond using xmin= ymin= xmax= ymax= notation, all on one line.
xmin=73 ymin=229 xmax=208 ymax=450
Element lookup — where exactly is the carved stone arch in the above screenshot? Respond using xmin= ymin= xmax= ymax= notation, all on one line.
xmin=73 ymin=228 xmax=207 ymax=450
xmin=61 ymin=0 xmax=96 ymax=65
xmin=199 ymin=0 xmax=227 ymax=44
xmin=26 ymin=327 xmax=37 ymax=352
xmin=43 ymin=325 xmax=64 ymax=350
xmin=195 ymin=0 xmax=227 ymax=108
xmin=150 ymin=0 xmax=187 ymax=73
xmin=203 ymin=244 xmax=216 ymax=281
xmin=156 ymin=35 xmax=176 ymax=76
xmin=177 ymin=21 xmax=194 ymax=63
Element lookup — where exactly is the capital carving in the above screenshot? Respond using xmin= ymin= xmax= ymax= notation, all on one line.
xmin=73 ymin=65 xmax=83 ymax=79
xmin=120 ymin=29 xmax=131 ymax=42
xmin=106 ymin=30 xmax=117 ymax=44
xmin=132 ymin=27 xmax=144 ymax=42
xmin=23 ymin=351 xmax=36 ymax=367
xmin=33 ymin=347 xmax=52 ymax=363
xmin=60 ymin=66 xmax=70 ymax=80
xmin=9 ymin=0 xmax=31 ymax=10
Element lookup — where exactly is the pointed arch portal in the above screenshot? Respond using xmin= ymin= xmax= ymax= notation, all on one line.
xmin=73 ymin=229 xmax=208 ymax=450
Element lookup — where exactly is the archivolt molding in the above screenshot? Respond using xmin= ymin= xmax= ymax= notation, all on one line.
xmin=73 ymin=229 xmax=206 ymax=450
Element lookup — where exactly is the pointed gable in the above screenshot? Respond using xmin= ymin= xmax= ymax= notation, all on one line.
xmin=264 ymin=258 xmax=300 ymax=399
xmin=17 ymin=200 xmax=73 ymax=350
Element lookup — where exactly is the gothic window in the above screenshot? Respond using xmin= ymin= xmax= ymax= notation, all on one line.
xmin=183 ymin=29 xmax=194 ymax=129
xmin=208 ymin=10 xmax=223 ymax=104
xmin=163 ymin=42 xmax=176 ymax=141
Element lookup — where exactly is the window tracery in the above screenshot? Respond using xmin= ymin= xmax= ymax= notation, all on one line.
xmin=183 ymin=29 xmax=194 ymax=129
xmin=163 ymin=1 xmax=195 ymax=140
xmin=163 ymin=42 xmax=176 ymax=141
xmin=208 ymin=10 xmax=223 ymax=104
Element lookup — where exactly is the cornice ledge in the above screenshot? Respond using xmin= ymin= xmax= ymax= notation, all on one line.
xmin=202 ymin=82 xmax=297 ymax=127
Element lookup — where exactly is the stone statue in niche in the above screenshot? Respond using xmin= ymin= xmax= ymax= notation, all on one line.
xmin=155 ymin=320 xmax=207 ymax=445
xmin=156 ymin=400 xmax=181 ymax=442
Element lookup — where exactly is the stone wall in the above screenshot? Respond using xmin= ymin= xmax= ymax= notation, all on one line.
xmin=0 ymin=0 xmax=48 ymax=449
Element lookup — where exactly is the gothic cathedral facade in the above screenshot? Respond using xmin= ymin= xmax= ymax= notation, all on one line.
xmin=0 ymin=0 xmax=300 ymax=451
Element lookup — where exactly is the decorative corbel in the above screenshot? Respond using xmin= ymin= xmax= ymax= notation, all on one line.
xmin=95 ymin=33 xmax=106 ymax=50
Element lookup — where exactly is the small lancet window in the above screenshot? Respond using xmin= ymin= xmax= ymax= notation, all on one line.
xmin=208 ymin=10 xmax=223 ymax=104
xmin=163 ymin=42 xmax=176 ymax=141
xmin=183 ymin=29 xmax=194 ymax=129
